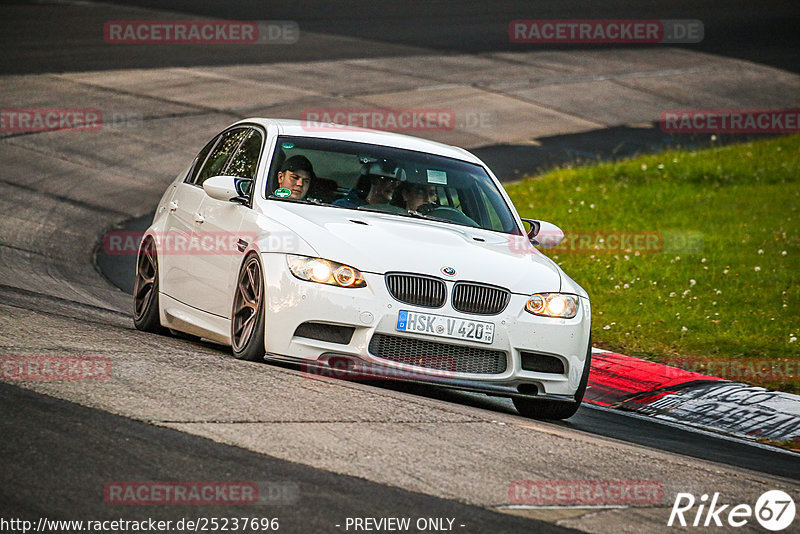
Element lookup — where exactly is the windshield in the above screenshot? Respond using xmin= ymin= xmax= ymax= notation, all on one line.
xmin=265 ymin=136 xmax=521 ymax=234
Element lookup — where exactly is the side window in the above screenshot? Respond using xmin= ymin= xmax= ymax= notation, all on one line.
xmin=224 ymin=129 xmax=263 ymax=180
xmin=439 ymin=187 xmax=460 ymax=210
xmin=195 ymin=128 xmax=247 ymax=186
xmin=185 ymin=137 xmax=217 ymax=184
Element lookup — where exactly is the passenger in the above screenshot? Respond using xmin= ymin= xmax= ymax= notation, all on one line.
xmin=334 ymin=160 xmax=401 ymax=208
xmin=276 ymin=155 xmax=314 ymax=199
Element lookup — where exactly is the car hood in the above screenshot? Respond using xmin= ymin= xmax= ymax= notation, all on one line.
xmin=264 ymin=202 xmax=562 ymax=294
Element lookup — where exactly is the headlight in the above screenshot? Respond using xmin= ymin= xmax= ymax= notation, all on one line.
xmin=286 ymin=255 xmax=366 ymax=288
xmin=525 ymin=293 xmax=579 ymax=318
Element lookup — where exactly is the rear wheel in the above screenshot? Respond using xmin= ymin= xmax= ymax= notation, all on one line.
xmin=231 ymin=254 xmax=266 ymax=361
xmin=513 ymin=339 xmax=592 ymax=420
xmin=133 ymin=236 xmax=167 ymax=334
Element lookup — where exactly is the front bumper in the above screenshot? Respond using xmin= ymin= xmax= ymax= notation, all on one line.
xmin=261 ymin=253 xmax=591 ymax=397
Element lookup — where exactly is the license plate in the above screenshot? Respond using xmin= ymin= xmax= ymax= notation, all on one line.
xmin=396 ymin=310 xmax=495 ymax=344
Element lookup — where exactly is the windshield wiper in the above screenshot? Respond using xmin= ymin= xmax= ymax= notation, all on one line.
xmin=354 ymin=204 xmax=474 ymax=228
xmin=404 ymin=209 xmax=453 ymax=224
xmin=354 ymin=204 xmax=445 ymax=222
xmin=355 ymin=205 xmax=396 ymax=214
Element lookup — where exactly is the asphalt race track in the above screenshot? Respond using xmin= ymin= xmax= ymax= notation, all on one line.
xmin=0 ymin=382 xmax=576 ymax=534
xmin=1 ymin=1 xmax=799 ymax=533
xmin=4 ymin=1 xmax=798 ymax=74
xmin=98 ymin=213 xmax=800 ymax=481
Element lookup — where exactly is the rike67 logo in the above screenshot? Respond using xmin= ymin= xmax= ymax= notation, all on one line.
xmin=668 ymin=490 xmax=795 ymax=531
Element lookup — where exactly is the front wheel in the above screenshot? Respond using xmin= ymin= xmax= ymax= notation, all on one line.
xmin=513 ymin=339 xmax=592 ymax=420
xmin=231 ymin=254 xmax=266 ymax=361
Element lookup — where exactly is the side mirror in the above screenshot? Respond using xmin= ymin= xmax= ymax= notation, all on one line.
xmin=203 ymin=175 xmax=249 ymax=204
xmin=521 ymin=218 xmax=565 ymax=247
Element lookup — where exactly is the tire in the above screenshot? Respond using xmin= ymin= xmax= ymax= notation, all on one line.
xmin=231 ymin=253 xmax=266 ymax=361
xmin=133 ymin=236 xmax=167 ymax=334
xmin=513 ymin=338 xmax=592 ymax=420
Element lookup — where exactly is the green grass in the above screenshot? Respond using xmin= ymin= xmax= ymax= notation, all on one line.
xmin=505 ymin=135 xmax=800 ymax=393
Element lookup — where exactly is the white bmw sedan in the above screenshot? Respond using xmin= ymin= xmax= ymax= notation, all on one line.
xmin=134 ymin=118 xmax=591 ymax=419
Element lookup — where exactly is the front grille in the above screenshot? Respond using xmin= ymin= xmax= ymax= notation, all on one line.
xmin=368 ymin=333 xmax=507 ymax=374
xmin=452 ymin=282 xmax=510 ymax=315
xmin=385 ymin=273 xmax=446 ymax=308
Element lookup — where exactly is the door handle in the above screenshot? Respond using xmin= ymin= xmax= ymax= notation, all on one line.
xmin=194 ymin=213 xmax=205 ymax=224
xmin=168 ymin=201 xmax=178 ymax=212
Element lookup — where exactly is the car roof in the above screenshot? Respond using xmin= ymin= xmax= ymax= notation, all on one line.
xmin=234 ymin=118 xmax=483 ymax=165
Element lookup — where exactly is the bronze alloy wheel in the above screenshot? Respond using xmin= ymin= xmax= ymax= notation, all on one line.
xmin=231 ymin=254 xmax=266 ymax=360
xmin=133 ymin=236 xmax=165 ymax=333
xmin=133 ymin=238 xmax=156 ymax=320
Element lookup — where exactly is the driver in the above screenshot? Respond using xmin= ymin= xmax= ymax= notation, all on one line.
xmin=276 ymin=155 xmax=315 ymax=199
